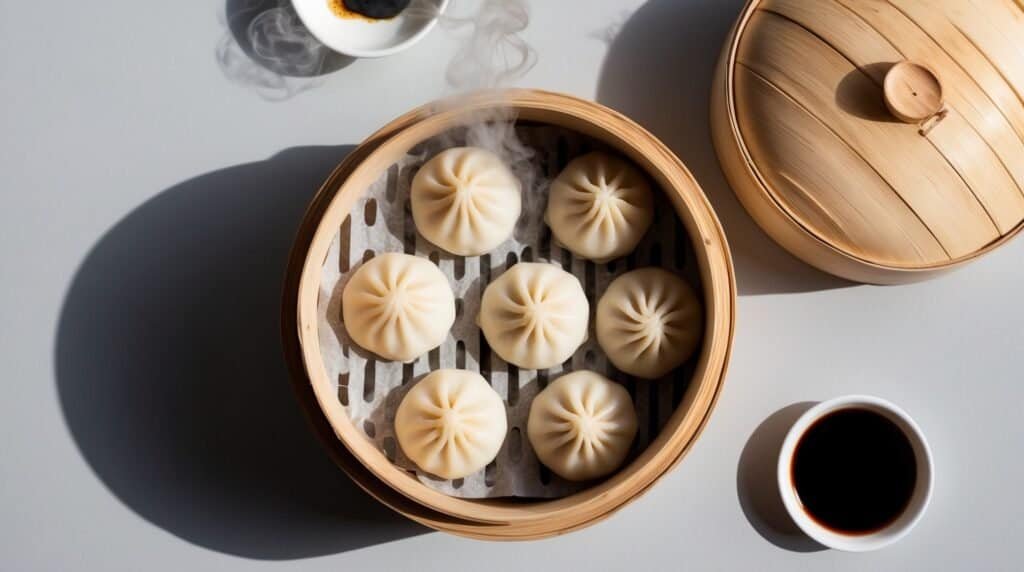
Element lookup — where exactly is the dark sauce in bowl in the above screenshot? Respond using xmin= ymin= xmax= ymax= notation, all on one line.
xmin=330 ymin=0 xmax=412 ymax=20
xmin=791 ymin=408 xmax=917 ymax=535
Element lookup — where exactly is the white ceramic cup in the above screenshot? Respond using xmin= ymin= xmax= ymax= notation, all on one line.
xmin=292 ymin=0 xmax=450 ymax=59
xmin=777 ymin=395 xmax=933 ymax=552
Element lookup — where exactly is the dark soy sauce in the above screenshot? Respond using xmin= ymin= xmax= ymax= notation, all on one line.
xmin=344 ymin=0 xmax=411 ymax=20
xmin=791 ymin=408 xmax=917 ymax=534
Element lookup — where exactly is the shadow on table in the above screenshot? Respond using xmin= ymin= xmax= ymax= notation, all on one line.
xmin=737 ymin=402 xmax=826 ymax=552
xmin=596 ymin=0 xmax=855 ymax=296
xmin=55 ymin=145 xmax=427 ymax=560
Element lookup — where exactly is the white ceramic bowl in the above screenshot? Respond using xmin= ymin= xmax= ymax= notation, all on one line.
xmin=292 ymin=0 xmax=449 ymax=58
xmin=777 ymin=395 xmax=933 ymax=552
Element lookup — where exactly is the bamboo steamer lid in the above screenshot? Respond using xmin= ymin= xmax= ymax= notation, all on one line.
xmin=711 ymin=0 xmax=1024 ymax=284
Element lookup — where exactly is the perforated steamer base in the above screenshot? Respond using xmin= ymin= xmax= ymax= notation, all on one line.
xmin=317 ymin=124 xmax=704 ymax=498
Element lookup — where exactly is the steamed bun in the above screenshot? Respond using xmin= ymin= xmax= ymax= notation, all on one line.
xmin=527 ymin=370 xmax=638 ymax=481
xmin=341 ymin=253 xmax=455 ymax=362
xmin=478 ymin=262 xmax=589 ymax=370
xmin=545 ymin=151 xmax=654 ymax=263
xmin=411 ymin=147 xmax=521 ymax=256
xmin=395 ymin=369 xmax=508 ymax=480
xmin=596 ymin=268 xmax=702 ymax=379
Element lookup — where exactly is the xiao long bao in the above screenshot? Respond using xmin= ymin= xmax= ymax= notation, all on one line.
xmin=410 ymin=146 xmax=522 ymax=256
xmin=394 ymin=369 xmax=508 ymax=480
xmin=477 ymin=262 xmax=589 ymax=370
xmin=596 ymin=268 xmax=703 ymax=379
xmin=527 ymin=370 xmax=639 ymax=481
xmin=341 ymin=253 xmax=456 ymax=362
xmin=545 ymin=151 xmax=655 ymax=263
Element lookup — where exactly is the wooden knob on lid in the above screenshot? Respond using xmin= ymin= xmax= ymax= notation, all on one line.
xmin=883 ymin=61 xmax=944 ymax=123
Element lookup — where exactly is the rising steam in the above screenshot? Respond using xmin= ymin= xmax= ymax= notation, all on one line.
xmin=217 ymin=0 xmax=535 ymax=101
xmin=216 ymin=0 xmax=542 ymax=227
xmin=216 ymin=0 xmax=335 ymax=101
xmin=431 ymin=0 xmax=542 ymax=238
xmin=442 ymin=0 xmax=536 ymax=90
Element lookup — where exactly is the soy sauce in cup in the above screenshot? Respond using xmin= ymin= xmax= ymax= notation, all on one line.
xmin=791 ymin=408 xmax=917 ymax=535
xmin=777 ymin=396 xmax=932 ymax=551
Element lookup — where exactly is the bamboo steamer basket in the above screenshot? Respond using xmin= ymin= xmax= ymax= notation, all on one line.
xmin=280 ymin=99 xmax=711 ymax=540
xmin=282 ymin=89 xmax=736 ymax=538
xmin=711 ymin=0 xmax=1024 ymax=284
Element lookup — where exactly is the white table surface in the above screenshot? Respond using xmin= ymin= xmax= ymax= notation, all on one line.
xmin=3 ymin=1 xmax=1022 ymax=570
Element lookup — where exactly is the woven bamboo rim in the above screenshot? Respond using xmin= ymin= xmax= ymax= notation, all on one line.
xmin=285 ymin=89 xmax=736 ymax=535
